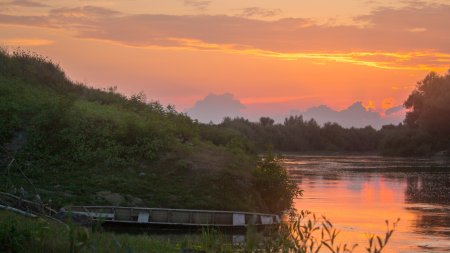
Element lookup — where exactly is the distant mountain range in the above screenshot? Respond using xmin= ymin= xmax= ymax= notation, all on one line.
xmin=186 ymin=93 xmax=404 ymax=128
xmin=186 ymin=93 xmax=245 ymax=123
xmin=299 ymin=102 xmax=402 ymax=129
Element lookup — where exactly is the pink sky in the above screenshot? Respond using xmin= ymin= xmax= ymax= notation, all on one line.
xmin=0 ymin=0 xmax=449 ymax=123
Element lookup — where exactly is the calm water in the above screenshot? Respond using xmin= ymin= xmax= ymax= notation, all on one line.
xmin=283 ymin=155 xmax=450 ymax=253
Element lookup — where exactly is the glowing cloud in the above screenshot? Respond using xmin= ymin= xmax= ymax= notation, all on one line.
xmin=0 ymin=3 xmax=448 ymax=72
xmin=363 ymin=100 xmax=375 ymax=111
xmin=1 ymin=38 xmax=54 ymax=46
xmin=170 ymin=38 xmax=450 ymax=71
xmin=381 ymin=98 xmax=396 ymax=110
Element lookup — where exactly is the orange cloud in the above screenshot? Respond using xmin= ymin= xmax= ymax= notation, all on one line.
xmin=406 ymin=27 xmax=427 ymax=33
xmin=241 ymin=95 xmax=321 ymax=104
xmin=0 ymin=3 xmax=448 ymax=61
xmin=363 ymin=100 xmax=375 ymax=110
xmin=2 ymin=3 xmax=438 ymax=71
xmin=0 ymin=0 xmax=48 ymax=8
xmin=381 ymin=98 xmax=396 ymax=110
xmin=76 ymin=36 xmax=448 ymax=71
xmin=170 ymin=38 xmax=450 ymax=71
xmin=1 ymin=38 xmax=54 ymax=46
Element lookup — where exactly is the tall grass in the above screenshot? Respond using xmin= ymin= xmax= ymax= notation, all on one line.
xmin=0 ymin=211 xmax=177 ymax=253
xmin=0 ymin=210 xmax=398 ymax=253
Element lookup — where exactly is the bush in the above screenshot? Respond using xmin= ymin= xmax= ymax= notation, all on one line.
xmin=379 ymin=127 xmax=433 ymax=156
xmin=253 ymin=154 xmax=302 ymax=213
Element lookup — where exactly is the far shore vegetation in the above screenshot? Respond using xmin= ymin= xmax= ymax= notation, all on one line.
xmin=210 ymin=69 xmax=450 ymax=156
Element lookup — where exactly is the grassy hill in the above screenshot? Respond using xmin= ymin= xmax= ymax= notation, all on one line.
xmin=0 ymin=49 xmax=296 ymax=213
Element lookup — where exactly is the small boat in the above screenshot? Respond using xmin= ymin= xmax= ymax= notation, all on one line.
xmin=63 ymin=206 xmax=280 ymax=232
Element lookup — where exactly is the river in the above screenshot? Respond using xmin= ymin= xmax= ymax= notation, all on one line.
xmin=283 ymin=155 xmax=450 ymax=253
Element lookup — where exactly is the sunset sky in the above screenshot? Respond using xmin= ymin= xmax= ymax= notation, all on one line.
xmin=1 ymin=0 xmax=449 ymax=124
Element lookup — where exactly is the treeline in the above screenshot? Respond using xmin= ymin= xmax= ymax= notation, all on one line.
xmin=202 ymin=70 xmax=450 ymax=156
xmin=201 ymin=116 xmax=379 ymax=153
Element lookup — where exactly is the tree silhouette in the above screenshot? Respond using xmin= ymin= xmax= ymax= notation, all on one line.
xmin=404 ymin=70 xmax=450 ymax=140
xmin=259 ymin=117 xmax=274 ymax=127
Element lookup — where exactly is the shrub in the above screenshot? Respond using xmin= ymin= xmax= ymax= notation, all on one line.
xmin=253 ymin=154 xmax=302 ymax=213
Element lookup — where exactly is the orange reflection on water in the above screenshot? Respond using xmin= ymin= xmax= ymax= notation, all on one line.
xmin=293 ymin=175 xmax=424 ymax=253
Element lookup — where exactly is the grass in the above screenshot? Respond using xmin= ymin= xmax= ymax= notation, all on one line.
xmin=0 ymin=210 xmax=399 ymax=253
xmin=0 ymin=211 xmax=178 ymax=253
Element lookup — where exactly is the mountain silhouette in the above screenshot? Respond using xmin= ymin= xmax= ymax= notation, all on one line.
xmin=302 ymin=102 xmax=392 ymax=128
xmin=186 ymin=93 xmax=245 ymax=123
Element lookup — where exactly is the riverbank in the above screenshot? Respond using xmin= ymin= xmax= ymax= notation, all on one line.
xmin=0 ymin=49 xmax=296 ymax=214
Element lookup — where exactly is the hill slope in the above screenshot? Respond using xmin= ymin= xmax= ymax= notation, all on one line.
xmin=0 ymin=49 xmax=294 ymax=213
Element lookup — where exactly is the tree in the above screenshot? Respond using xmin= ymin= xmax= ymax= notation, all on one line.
xmin=253 ymin=154 xmax=302 ymax=213
xmin=404 ymin=70 xmax=450 ymax=140
xmin=259 ymin=117 xmax=274 ymax=127
xmin=284 ymin=115 xmax=304 ymax=126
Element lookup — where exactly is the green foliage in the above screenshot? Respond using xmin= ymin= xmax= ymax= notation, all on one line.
xmin=198 ymin=119 xmax=252 ymax=155
xmin=253 ymin=154 xmax=302 ymax=213
xmin=0 ymin=214 xmax=53 ymax=253
xmin=404 ymin=71 xmax=450 ymax=130
xmin=214 ymin=116 xmax=381 ymax=154
xmin=365 ymin=219 xmax=399 ymax=253
xmin=404 ymin=70 xmax=450 ymax=152
xmin=22 ymin=98 xmax=171 ymax=167
xmin=0 ymin=211 xmax=177 ymax=253
xmin=0 ymin=48 xmax=299 ymax=213
xmin=260 ymin=117 xmax=275 ymax=127
xmin=0 ymin=48 xmax=69 ymax=92
xmin=280 ymin=210 xmax=398 ymax=253
xmin=186 ymin=210 xmax=399 ymax=253
xmin=379 ymin=125 xmax=433 ymax=156
xmin=378 ymin=70 xmax=450 ymax=156
xmin=1 ymin=210 xmax=398 ymax=253
xmin=0 ymin=218 xmax=32 ymax=253
xmin=198 ymin=228 xmax=234 ymax=253
xmin=213 ymin=71 xmax=450 ymax=156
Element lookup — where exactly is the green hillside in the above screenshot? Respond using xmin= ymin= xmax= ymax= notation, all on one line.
xmin=0 ymin=49 xmax=296 ymax=213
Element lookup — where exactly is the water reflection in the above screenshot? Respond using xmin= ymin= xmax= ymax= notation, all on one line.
xmin=405 ymin=174 xmax=450 ymax=239
xmin=283 ymin=155 xmax=450 ymax=253
xmin=405 ymin=174 xmax=449 ymax=204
